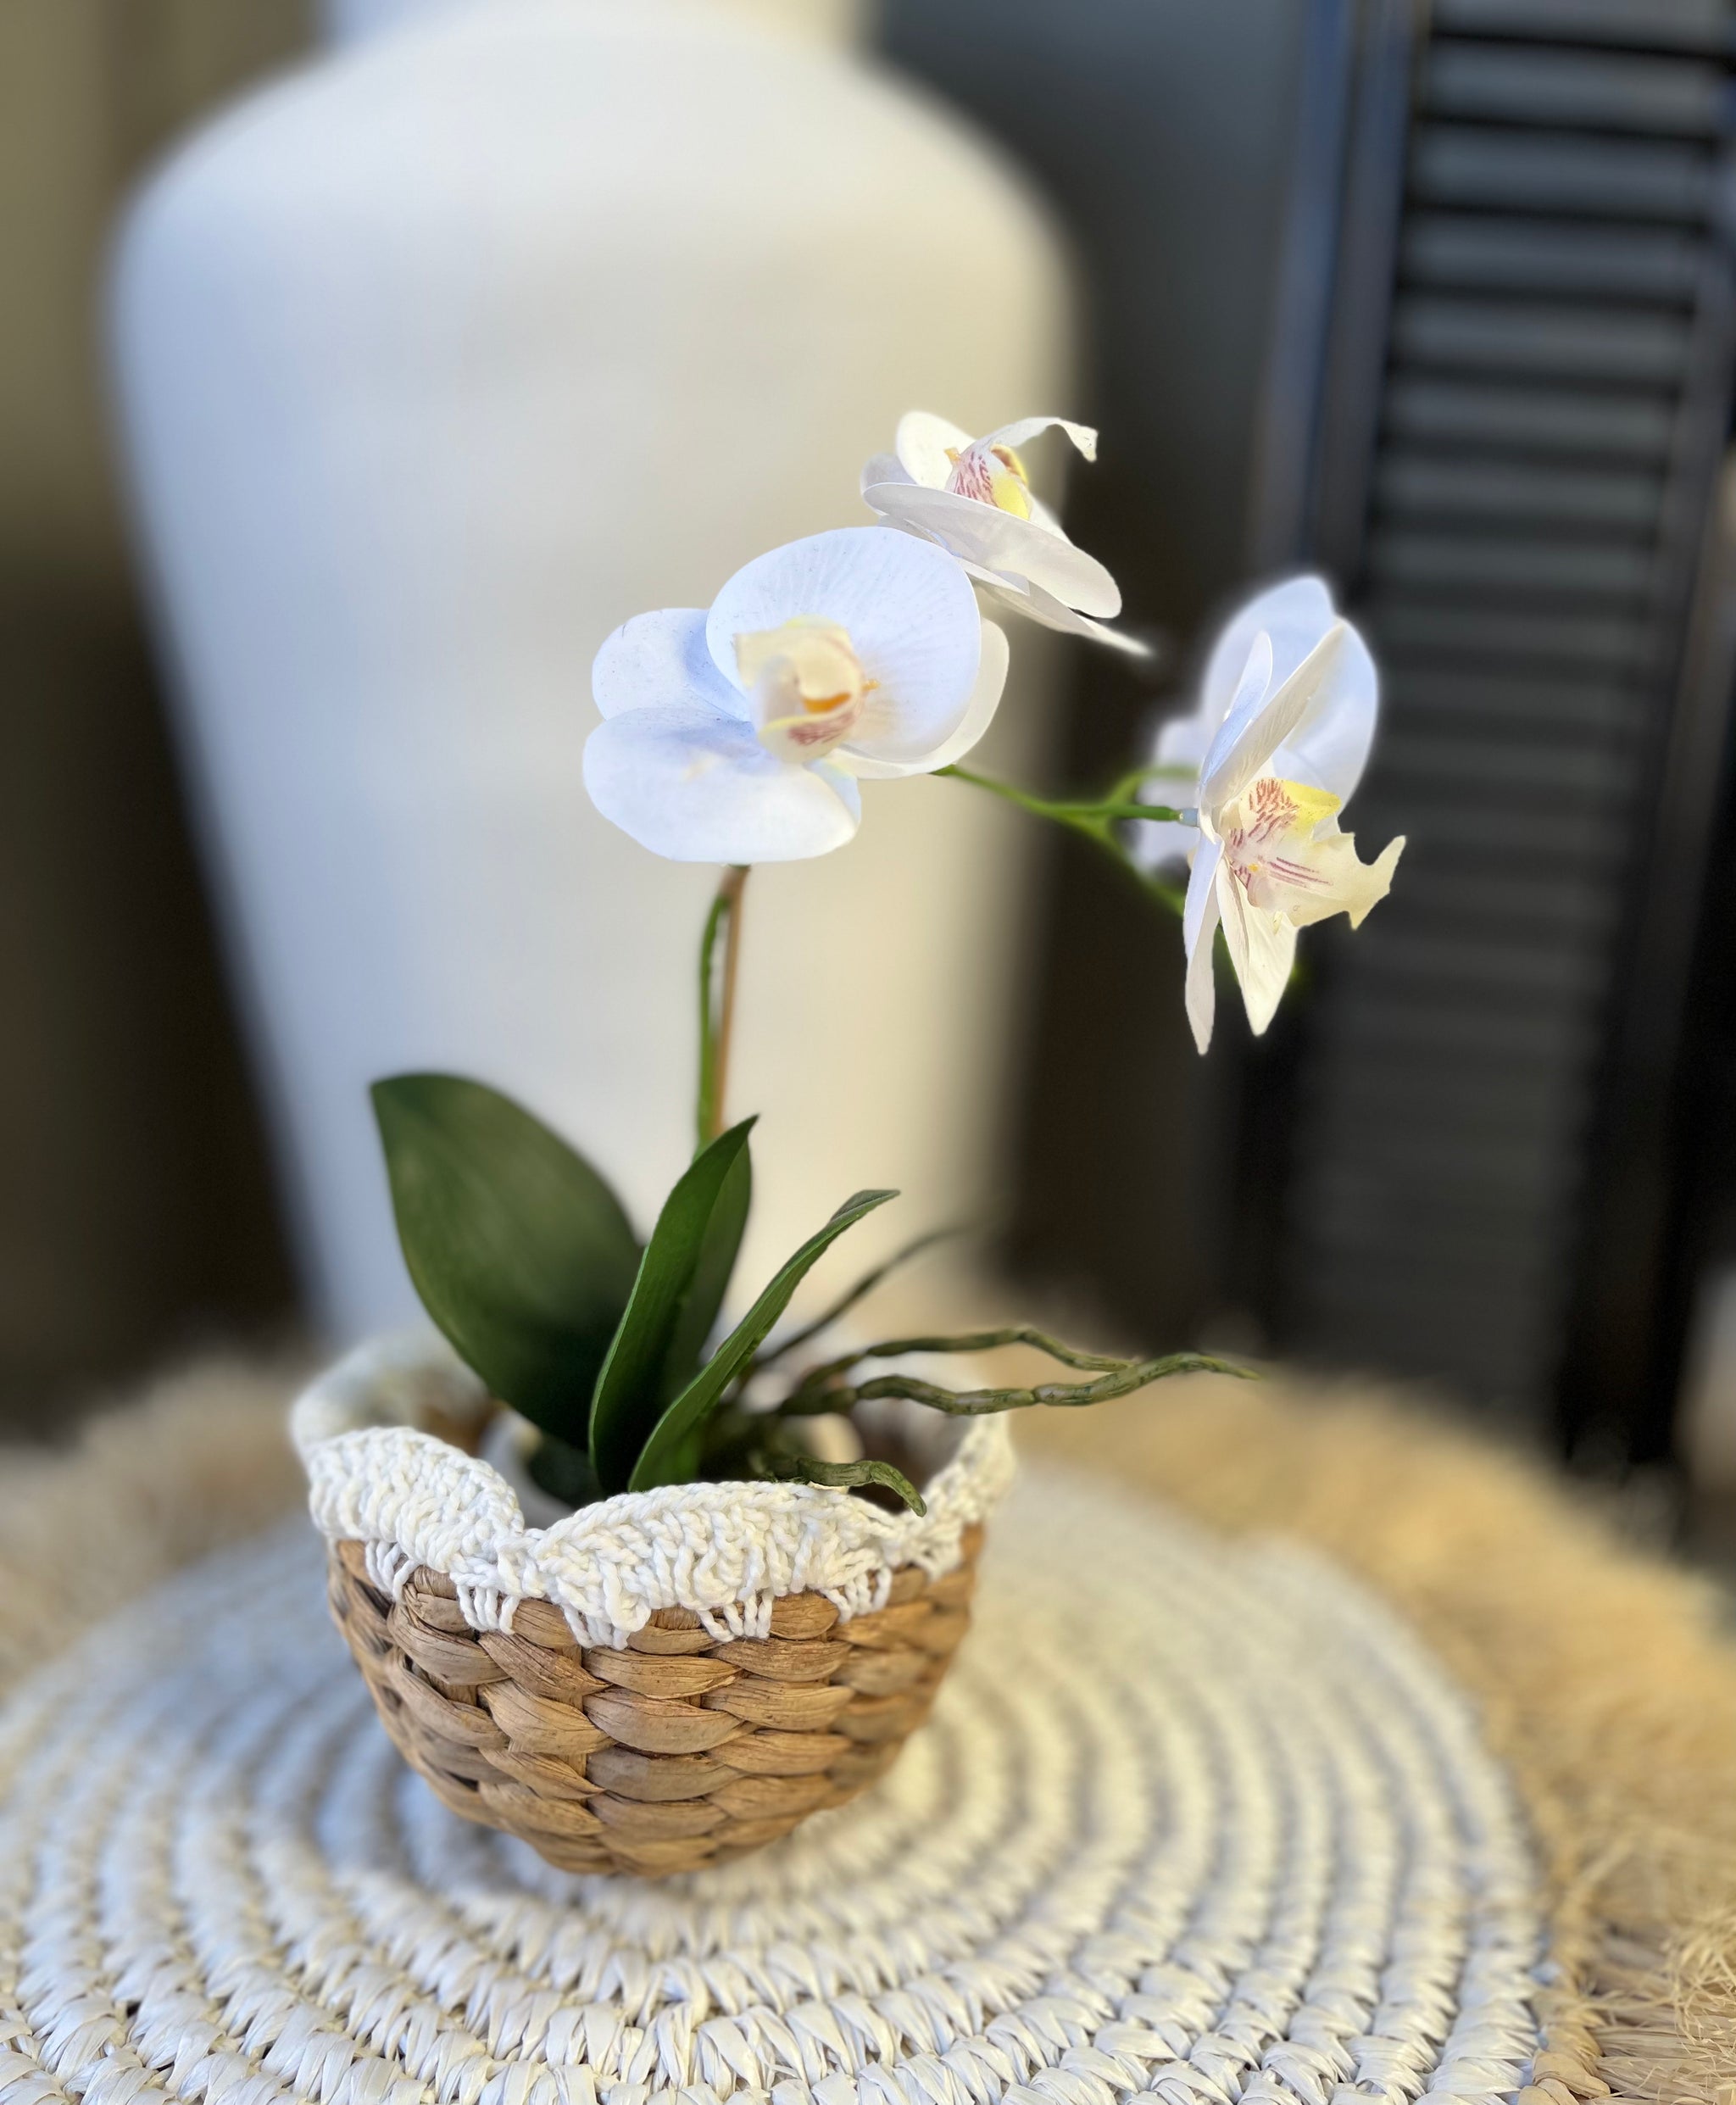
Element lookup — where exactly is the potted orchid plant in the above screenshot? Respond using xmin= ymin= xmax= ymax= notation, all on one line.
xmin=293 ymin=412 xmax=1404 ymax=1877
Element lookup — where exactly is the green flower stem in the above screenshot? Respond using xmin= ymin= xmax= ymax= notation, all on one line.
xmin=936 ymin=762 xmax=1182 ymax=828
xmin=1106 ymin=760 xmax=1198 ymax=803
xmin=696 ymin=865 xmax=749 ymax=1150
xmin=935 ymin=764 xmax=1188 ymax=917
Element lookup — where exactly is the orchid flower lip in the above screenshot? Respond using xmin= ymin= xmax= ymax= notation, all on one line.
xmin=944 ymin=437 xmax=1032 ymax=518
xmin=735 ymin=616 xmax=872 ymax=763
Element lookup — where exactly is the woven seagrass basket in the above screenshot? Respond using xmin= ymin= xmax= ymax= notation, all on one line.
xmin=326 ymin=1526 xmax=984 ymax=1876
xmin=295 ymin=1335 xmax=1014 ymax=1878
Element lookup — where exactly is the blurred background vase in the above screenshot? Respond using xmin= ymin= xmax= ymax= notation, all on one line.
xmin=108 ymin=0 xmax=1071 ymax=1345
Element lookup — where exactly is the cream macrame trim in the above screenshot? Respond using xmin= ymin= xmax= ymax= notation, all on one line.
xmin=292 ymin=1333 xmax=1015 ymax=1646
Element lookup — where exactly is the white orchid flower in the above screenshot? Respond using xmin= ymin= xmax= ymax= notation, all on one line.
xmin=1136 ymin=576 xmax=1404 ymax=1053
xmin=861 ymin=411 xmax=1146 ymax=655
xmin=584 ymin=526 xmax=1008 ymax=863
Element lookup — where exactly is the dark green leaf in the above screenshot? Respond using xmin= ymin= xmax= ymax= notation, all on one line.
xmin=527 ymin=1431 xmax=605 ymax=1509
xmin=752 ymin=1451 xmax=926 ymax=1515
xmin=588 ymin=1117 xmax=755 ymax=1494
xmin=630 ymin=1188 xmax=899 ymax=1492
xmin=661 ymin=1143 xmax=753 ymax=1399
xmin=371 ymin=1073 xmax=640 ymax=1440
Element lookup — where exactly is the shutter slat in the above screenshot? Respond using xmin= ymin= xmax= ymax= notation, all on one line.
xmin=1429 ymin=0 xmax=1732 ymax=58
xmin=1389 ymin=292 xmax=1693 ymax=380
xmin=1383 ymin=668 xmax=1640 ymax=732
xmin=1403 ymin=213 xmax=1708 ymax=297
xmin=1411 ymin=123 xmax=1718 ymax=218
xmin=1366 ymin=530 xmax=1657 ymax=597
xmin=1383 ymin=376 xmax=1678 ymax=458
xmin=1375 ymin=451 xmax=1666 ymax=527
xmin=1421 ymin=45 xmax=1726 ymax=132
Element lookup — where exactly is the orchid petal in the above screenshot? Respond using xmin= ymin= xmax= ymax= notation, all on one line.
xmin=864 ymin=481 xmax=1121 ymax=617
xmin=1216 ymin=856 xmax=1297 ymax=1039
xmin=894 ymin=409 xmax=976 ymax=489
xmin=1200 ymin=621 xmax=1349 ymax=813
xmin=1198 ymin=576 xmax=1377 ymax=804
xmin=836 ymin=620 xmax=1009 ymax=779
xmin=860 ymin=450 xmax=913 ymax=497
xmin=1182 ymin=834 xmax=1222 ymax=959
xmin=593 ymin=608 xmax=744 ymax=722
xmin=1260 ymin=824 xmax=1406 ymax=930
xmin=1200 ymin=576 xmax=1335 ymax=725
xmin=970 ymin=570 xmax=1152 ymax=656
xmin=1185 ymin=871 xmax=1221 ymax=1055
xmin=1218 ymin=629 xmax=1275 ymax=741
xmin=1194 ymin=629 xmax=1281 ymax=801
xmin=979 ymin=415 xmax=1099 ymax=462
xmin=583 ymin=699 xmax=860 ymax=863
xmin=1273 ymin=619 xmax=1377 ymax=805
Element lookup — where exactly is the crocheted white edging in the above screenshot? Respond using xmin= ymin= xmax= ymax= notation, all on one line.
xmin=292 ymin=1332 xmax=1015 ymax=1648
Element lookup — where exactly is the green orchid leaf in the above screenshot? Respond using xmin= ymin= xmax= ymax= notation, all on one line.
xmin=659 ymin=1137 xmax=753 ymax=1398
xmin=526 ymin=1430 xmax=605 ymax=1509
xmin=371 ymin=1073 xmax=640 ymax=1440
xmin=752 ymin=1450 xmax=926 ymax=1515
xmin=589 ymin=1117 xmax=755 ymax=1494
xmin=630 ymin=1187 xmax=899 ymax=1492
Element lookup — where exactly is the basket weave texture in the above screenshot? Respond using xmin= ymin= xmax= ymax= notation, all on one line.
xmin=328 ymin=1525 xmax=983 ymax=1878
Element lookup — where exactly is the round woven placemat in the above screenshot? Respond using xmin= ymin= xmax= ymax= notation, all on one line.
xmin=0 ymin=1467 xmax=1541 ymax=2105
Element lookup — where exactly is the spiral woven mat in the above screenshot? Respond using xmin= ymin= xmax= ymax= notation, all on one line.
xmin=5 ymin=1360 xmax=1736 ymax=2102
xmin=0 ymin=1456 xmax=1543 ymax=2105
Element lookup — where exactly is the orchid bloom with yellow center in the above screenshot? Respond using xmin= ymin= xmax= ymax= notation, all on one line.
xmin=861 ymin=411 xmax=1148 ymax=655
xmin=734 ymin=618 xmax=871 ymax=761
xmin=584 ymin=528 xmax=1008 ymax=862
xmin=1136 ymin=576 xmax=1405 ymax=1053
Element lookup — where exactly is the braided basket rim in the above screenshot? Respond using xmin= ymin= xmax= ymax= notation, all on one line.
xmin=292 ymin=1333 xmax=1015 ymax=1646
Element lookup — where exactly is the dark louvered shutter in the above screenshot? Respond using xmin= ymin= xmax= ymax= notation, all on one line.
xmin=1271 ymin=0 xmax=1736 ymax=1431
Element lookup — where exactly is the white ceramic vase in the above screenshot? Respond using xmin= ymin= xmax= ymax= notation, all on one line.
xmin=110 ymin=0 xmax=1071 ymax=1344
